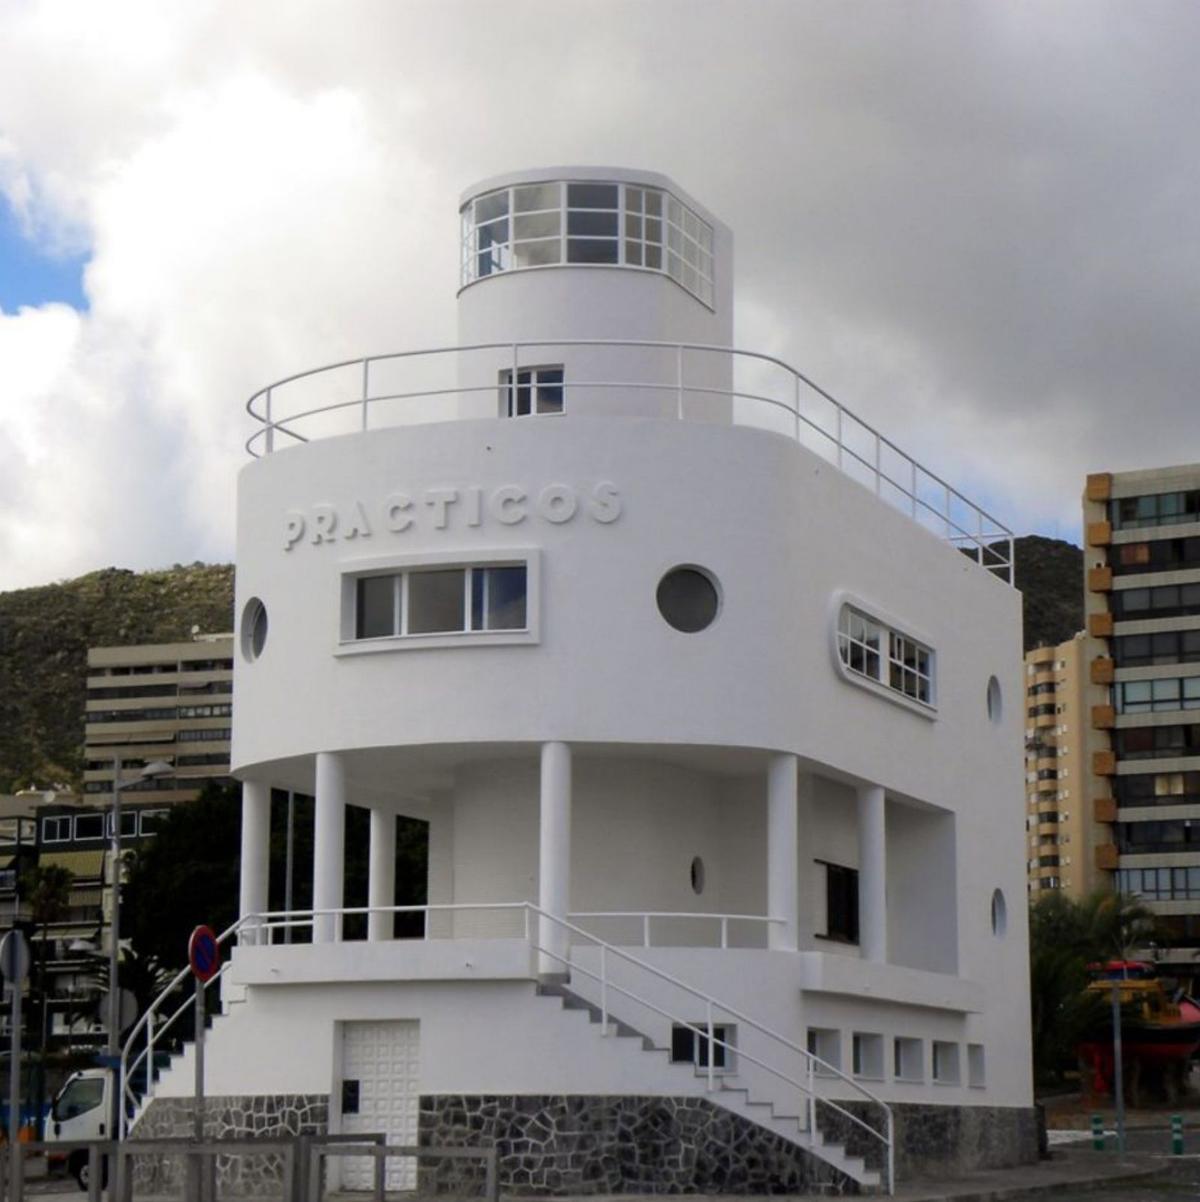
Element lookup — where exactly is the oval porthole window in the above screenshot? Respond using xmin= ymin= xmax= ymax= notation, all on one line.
xmin=991 ymin=888 xmax=1007 ymax=938
xmin=986 ymin=675 xmax=1002 ymax=724
xmin=241 ymin=597 xmax=268 ymax=662
xmin=657 ymin=566 xmax=720 ymax=633
xmin=690 ymin=856 xmax=706 ymax=895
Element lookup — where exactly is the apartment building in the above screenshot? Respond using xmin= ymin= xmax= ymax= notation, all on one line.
xmin=83 ymin=633 xmax=234 ymax=804
xmin=1024 ymin=634 xmax=1102 ymax=898
xmin=1084 ymin=464 xmax=1200 ymax=969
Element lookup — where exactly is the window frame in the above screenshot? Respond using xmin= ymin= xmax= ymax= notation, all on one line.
xmin=831 ymin=592 xmax=937 ymax=718
xmin=817 ymin=859 xmax=860 ymax=945
xmin=337 ymin=549 xmax=540 ymax=655
xmin=498 ymin=364 xmax=565 ymax=418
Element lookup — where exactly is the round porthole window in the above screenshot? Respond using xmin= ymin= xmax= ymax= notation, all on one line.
xmin=657 ymin=566 xmax=720 ymax=633
xmin=241 ymin=597 xmax=268 ymax=662
xmin=986 ymin=675 xmax=1002 ymax=724
xmin=991 ymin=888 xmax=1007 ymax=938
xmin=690 ymin=856 xmax=706 ymax=895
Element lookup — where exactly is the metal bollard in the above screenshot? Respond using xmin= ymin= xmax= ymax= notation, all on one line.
xmin=1172 ymin=1114 xmax=1184 ymax=1155
xmin=1091 ymin=1114 xmax=1105 ymax=1151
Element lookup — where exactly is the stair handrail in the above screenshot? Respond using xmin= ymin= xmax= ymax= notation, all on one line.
xmin=119 ymin=902 xmax=894 ymax=1189
xmin=119 ymin=913 xmax=250 ymax=1136
xmin=524 ymin=903 xmax=893 ymax=1192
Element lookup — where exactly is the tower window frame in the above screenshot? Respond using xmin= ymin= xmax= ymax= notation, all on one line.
xmin=499 ymin=365 xmax=565 ymax=417
xmin=832 ymin=594 xmax=937 ymax=716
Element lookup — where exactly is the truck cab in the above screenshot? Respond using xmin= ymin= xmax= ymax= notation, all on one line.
xmin=45 ymin=1069 xmax=111 ymax=1189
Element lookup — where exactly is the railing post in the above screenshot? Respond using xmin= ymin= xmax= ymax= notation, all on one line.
xmin=373 ymin=1144 xmax=385 ymax=1202
xmin=600 ymin=944 xmax=608 ymax=1035
xmin=676 ymin=344 xmax=684 ymax=420
xmin=512 ymin=343 xmax=520 ymax=416
xmin=874 ymin=432 xmax=882 ymax=495
xmin=643 ymin=914 xmax=651 ymax=948
xmin=910 ymin=460 xmax=918 ymax=518
xmin=807 ymin=1057 xmax=815 ymax=1134
xmin=793 ymin=373 xmax=800 ymax=442
xmin=887 ymin=1110 xmax=896 ymax=1194
xmin=361 ymin=359 xmax=370 ymax=432
xmin=720 ymin=916 xmax=728 ymax=950
xmin=87 ymin=1144 xmax=102 ymax=1202
xmin=265 ymin=387 xmax=274 ymax=454
xmin=706 ymin=1001 xmax=715 ymax=1092
xmin=835 ymin=404 xmax=844 ymax=470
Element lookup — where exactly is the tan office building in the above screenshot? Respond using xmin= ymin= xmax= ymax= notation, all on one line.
xmin=1024 ymin=633 xmax=1110 ymax=899
xmin=1084 ymin=464 xmax=1200 ymax=969
xmin=83 ymin=633 xmax=234 ymax=804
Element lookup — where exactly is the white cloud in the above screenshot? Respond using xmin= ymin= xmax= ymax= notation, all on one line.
xmin=1 ymin=0 xmax=1199 ymax=588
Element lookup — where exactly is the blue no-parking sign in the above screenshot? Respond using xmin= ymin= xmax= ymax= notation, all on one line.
xmin=188 ymin=925 xmax=221 ymax=982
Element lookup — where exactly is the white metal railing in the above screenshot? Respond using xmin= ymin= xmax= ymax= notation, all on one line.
xmin=244 ymin=340 xmax=1013 ymax=583
xmin=569 ymin=910 xmax=782 ymax=949
xmin=122 ymin=902 xmax=894 ymax=1191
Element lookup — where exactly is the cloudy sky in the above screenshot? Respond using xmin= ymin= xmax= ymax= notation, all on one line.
xmin=1 ymin=0 xmax=1198 ymax=591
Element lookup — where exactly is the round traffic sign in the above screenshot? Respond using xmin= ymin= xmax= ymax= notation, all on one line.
xmin=188 ymin=925 xmax=221 ymax=982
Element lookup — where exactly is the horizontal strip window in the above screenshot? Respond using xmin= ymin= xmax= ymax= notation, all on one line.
xmin=86 ymin=684 xmax=177 ymax=701
xmin=1028 ymin=704 xmax=1056 ymax=717
xmin=177 ymin=704 xmax=232 ymax=718
xmin=179 ymin=659 xmax=234 ymax=673
xmin=1112 ymin=535 xmax=1200 ymax=576
xmin=837 ymin=605 xmax=934 ymax=707
xmin=176 ymin=753 xmax=230 ymax=767
xmin=1115 ymin=723 xmax=1200 ymax=760
xmin=1116 ymin=677 xmax=1200 ymax=713
xmin=88 ymin=707 xmax=178 ymax=723
xmin=1116 ymin=820 xmax=1200 ymax=854
xmin=353 ymin=564 xmax=528 ymax=641
xmin=461 ymin=180 xmax=714 ymax=306
xmin=84 ymin=778 xmax=187 ymax=794
xmin=1112 ymin=489 xmax=1200 ymax=532
xmin=1113 ymin=582 xmax=1200 ymax=621
xmin=1116 ymin=771 xmax=1200 ymax=806
xmin=1113 ymin=629 xmax=1200 ymax=667
xmin=177 ymin=728 xmax=231 ymax=742
xmin=1118 ymin=865 xmax=1200 ymax=901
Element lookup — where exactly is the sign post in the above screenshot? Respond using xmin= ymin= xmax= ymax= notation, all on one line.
xmin=188 ymin=927 xmax=220 ymax=1141
xmin=1 ymin=930 xmax=30 ymax=1194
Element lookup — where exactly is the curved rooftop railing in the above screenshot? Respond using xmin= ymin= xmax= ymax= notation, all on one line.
xmin=245 ymin=340 xmax=1014 ymax=582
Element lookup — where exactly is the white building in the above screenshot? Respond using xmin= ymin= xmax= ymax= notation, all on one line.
xmin=131 ymin=167 xmax=1035 ymax=1194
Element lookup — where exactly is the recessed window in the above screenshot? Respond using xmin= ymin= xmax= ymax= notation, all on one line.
xmin=41 ymin=816 xmax=71 ymax=844
xmin=461 ymin=180 xmax=714 ymax=306
xmin=819 ymin=861 xmax=859 ymax=944
xmin=240 ymin=597 xmax=268 ymax=662
xmin=690 ymin=856 xmax=705 ymax=895
xmin=837 ymin=604 xmax=935 ymax=708
xmin=991 ymin=888 xmax=1007 ymax=938
xmin=806 ymin=1028 xmax=841 ymax=1076
xmin=987 ymin=675 xmax=1002 ymax=723
xmin=893 ymin=1037 xmax=924 ymax=1082
xmin=967 ymin=1043 xmax=986 ymax=1088
xmin=670 ymin=1023 xmax=732 ymax=1070
xmin=74 ymin=813 xmax=104 ymax=841
xmin=932 ymin=1040 xmax=960 ymax=1085
xmin=499 ymin=365 xmax=564 ymax=417
xmin=657 ymin=566 xmax=720 ymax=633
xmin=852 ymin=1033 xmax=884 ymax=1080
xmin=350 ymin=563 xmax=528 ymax=641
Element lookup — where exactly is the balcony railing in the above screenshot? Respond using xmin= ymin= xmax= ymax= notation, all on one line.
xmin=245 ymin=340 xmax=1014 ymax=582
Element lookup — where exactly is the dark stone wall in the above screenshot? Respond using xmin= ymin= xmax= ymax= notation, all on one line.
xmin=418 ymin=1094 xmax=857 ymax=1196
xmin=130 ymin=1093 xmax=328 ymax=1196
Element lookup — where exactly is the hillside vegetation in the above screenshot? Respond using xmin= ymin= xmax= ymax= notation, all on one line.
xmin=1012 ymin=535 xmax=1084 ymax=653
xmin=0 ymin=564 xmax=234 ymax=791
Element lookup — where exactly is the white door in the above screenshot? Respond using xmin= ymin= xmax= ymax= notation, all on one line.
xmin=339 ymin=1020 xmax=421 ymax=1191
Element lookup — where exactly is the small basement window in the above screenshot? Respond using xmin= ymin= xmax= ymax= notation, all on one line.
xmin=852 ymin=1033 xmax=884 ymax=1080
xmin=967 ymin=1043 xmax=986 ymax=1088
xmin=836 ymin=604 xmax=935 ymax=709
xmin=933 ymin=1040 xmax=961 ymax=1085
xmin=806 ymin=1028 xmax=841 ymax=1076
xmin=893 ymin=1037 xmax=924 ymax=1082
xmin=499 ymin=365 xmax=564 ymax=417
xmin=671 ymin=1023 xmax=732 ymax=1071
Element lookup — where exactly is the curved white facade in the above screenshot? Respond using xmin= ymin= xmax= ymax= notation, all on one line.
xmin=140 ymin=167 xmax=1035 ymax=1193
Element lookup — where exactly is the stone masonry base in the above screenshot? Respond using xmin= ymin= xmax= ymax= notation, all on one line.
xmin=132 ymin=1091 xmax=1038 ymax=1196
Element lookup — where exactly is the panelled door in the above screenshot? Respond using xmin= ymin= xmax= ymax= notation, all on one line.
xmin=339 ymin=1020 xmax=421 ymax=1190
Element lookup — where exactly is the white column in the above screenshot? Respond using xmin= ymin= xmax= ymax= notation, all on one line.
xmin=313 ymin=752 xmax=346 ymax=943
xmin=856 ymin=783 xmax=887 ymax=963
xmin=538 ymin=741 xmax=572 ymax=974
xmin=238 ymin=780 xmax=271 ymax=945
xmin=368 ymin=808 xmax=396 ymax=942
xmin=767 ymin=753 xmax=799 ymax=951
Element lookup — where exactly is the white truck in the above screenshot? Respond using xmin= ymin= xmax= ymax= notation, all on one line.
xmin=45 ymin=1068 xmax=113 ymax=1189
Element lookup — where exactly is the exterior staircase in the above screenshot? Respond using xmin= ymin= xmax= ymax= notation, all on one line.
xmin=534 ymin=978 xmax=883 ymax=1192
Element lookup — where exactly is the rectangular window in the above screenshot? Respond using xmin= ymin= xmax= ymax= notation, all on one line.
xmin=820 ymin=861 xmax=859 ymax=944
xmin=852 ymin=1032 xmax=884 ymax=1080
xmin=670 ymin=1023 xmax=732 ymax=1070
xmin=837 ymin=604 xmax=935 ymax=709
xmin=107 ymin=811 xmax=138 ymax=839
xmin=73 ymin=813 xmax=104 ymax=841
xmin=967 ymin=1043 xmax=986 ymax=1088
xmin=893 ymin=1037 xmax=924 ymax=1082
xmin=349 ymin=562 xmax=531 ymax=643
xmin=932 ymin=1040 xmax=960 ymax=1085
xmin=41 ymin=816 xmax=71 ymax=844
xmin=499 ymin=365 xmax=564 ymax=417
xmin=806 ymin=1027 xmax=841 ymax=1076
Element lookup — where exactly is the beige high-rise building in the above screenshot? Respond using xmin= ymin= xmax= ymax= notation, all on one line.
xmin=83 ymin=633 xmax=234 ymax=804
xmin=1024 ymin=634 xmax=1108 ymax=899
xmin=1084 ymin=464 xmax=1200 ymax=970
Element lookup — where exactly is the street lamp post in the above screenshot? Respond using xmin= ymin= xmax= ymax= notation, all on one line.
xmin=106 ymin=756 xmax=172 ymax=1059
